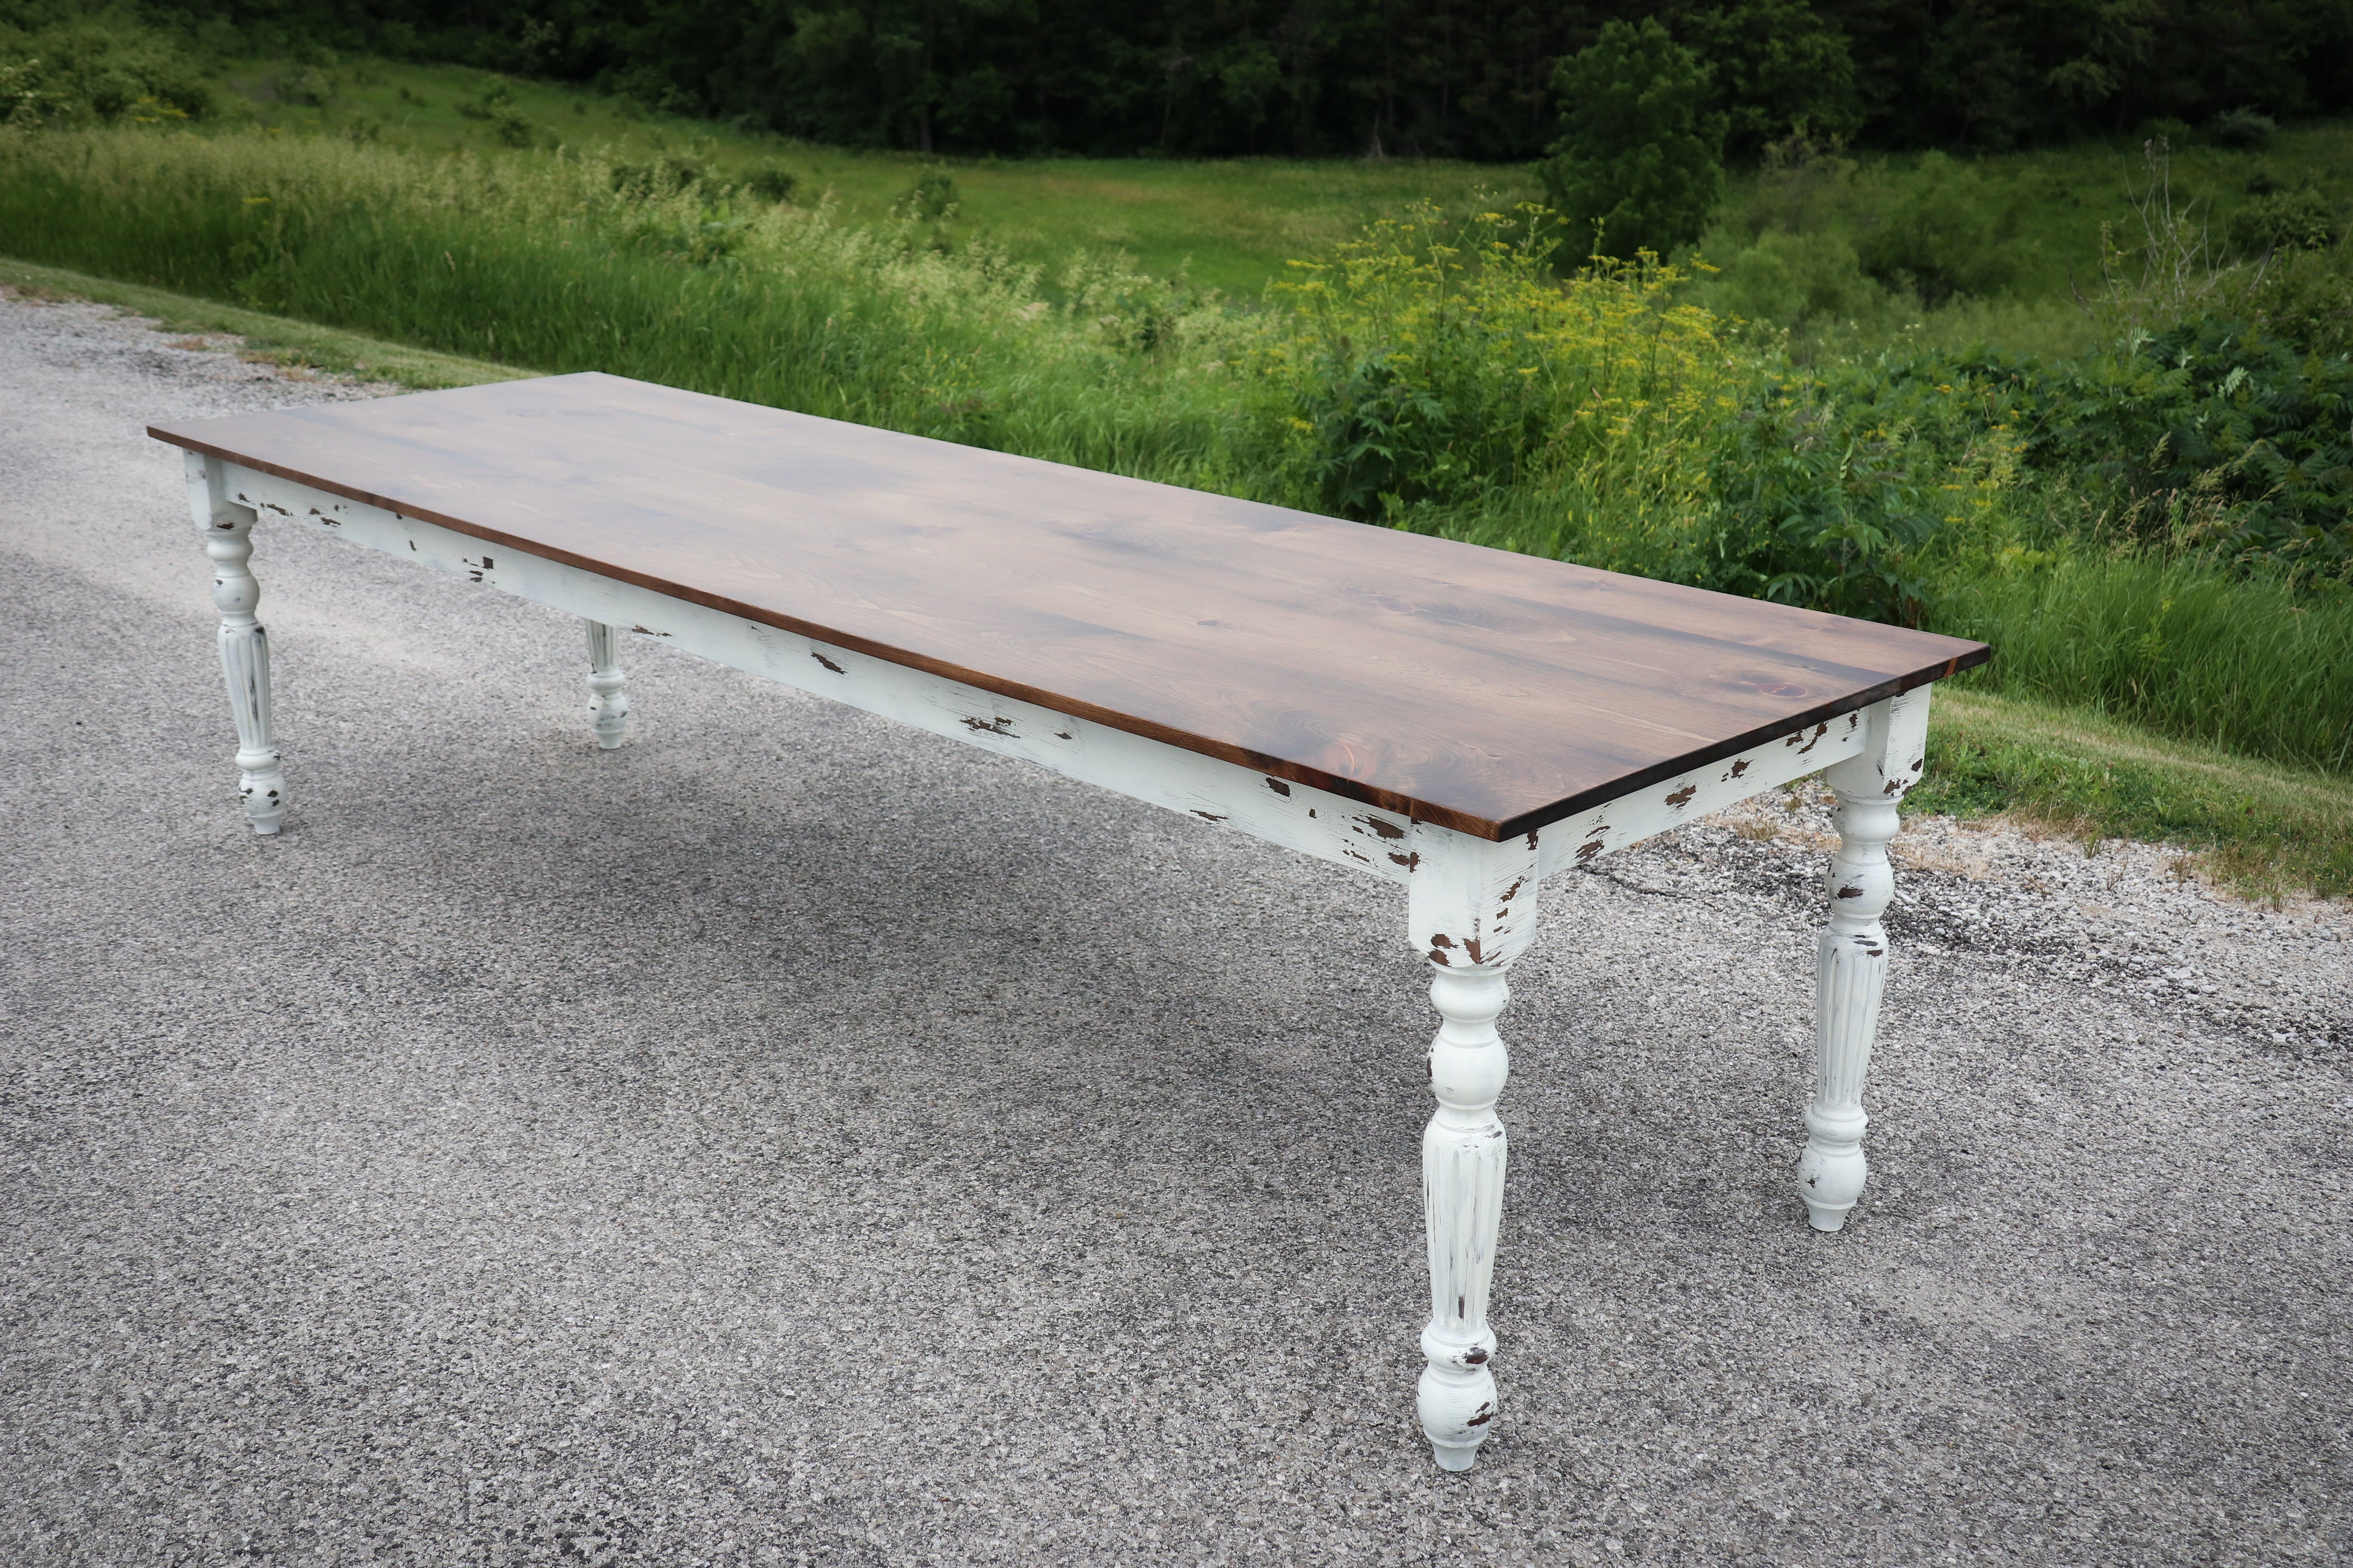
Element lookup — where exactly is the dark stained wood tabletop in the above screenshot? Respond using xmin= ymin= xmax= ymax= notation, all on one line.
xmin=152 ymin=373 xmax=1989 ymax=839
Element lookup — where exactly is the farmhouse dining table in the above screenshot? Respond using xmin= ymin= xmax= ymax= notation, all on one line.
xmin=152 ymin=372 xmax=1989 ymax=1472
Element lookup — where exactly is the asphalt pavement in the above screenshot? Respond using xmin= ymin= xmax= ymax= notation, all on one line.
xmin=3 ymin=290 xmax=2348 ymax=1566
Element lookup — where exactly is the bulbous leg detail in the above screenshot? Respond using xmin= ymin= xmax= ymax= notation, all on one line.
xmin=585 ymin=620 xmax=629 ymax=748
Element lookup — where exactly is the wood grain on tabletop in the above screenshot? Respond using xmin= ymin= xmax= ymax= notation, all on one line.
xmin=150 ymin=373 xmax=1990 ymax=839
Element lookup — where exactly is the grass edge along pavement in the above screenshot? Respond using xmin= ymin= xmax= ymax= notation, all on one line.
xmin=0 ymin=256 xmax=522 ymax=389
xmin=1919 ymin=688 xmax=2353 ymax=902
xmin=7 ymin=257 xmax=2342 ymax=903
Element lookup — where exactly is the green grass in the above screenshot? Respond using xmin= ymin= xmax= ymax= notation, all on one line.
xmin=1917 ymin=689 xmax=2353 ymax=901
xmin=0 ymin=130 xmax=1251 ymax=482
xmin=0 ymin=254 xmax=523 ymax=387
xmin=11 ymin=253 xmax=2344 ymax=900
xmin=1934 ymin=552 xmax=2353 ymax=775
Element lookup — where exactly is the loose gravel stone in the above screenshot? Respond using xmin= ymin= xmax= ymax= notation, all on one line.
xmin=3 ymin=291 xmax=2347 ymax=1567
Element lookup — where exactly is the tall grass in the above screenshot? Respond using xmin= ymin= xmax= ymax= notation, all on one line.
xmin=1934 ymin=552 xmax=2353 ymax=772
xmin=0 ymin=128 xmax=1244 ymax=482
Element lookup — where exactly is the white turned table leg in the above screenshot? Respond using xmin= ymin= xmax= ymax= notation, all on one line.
xmin=1801 ymin=688 xmax=1931 ymax=1231
xmin=1408 ymin=824 xmax=1541 ymax=1471
xmin=584 ymin=620 xmax=630 ymax=748
xmin=185 ymin=454 xmax=285 ymax=834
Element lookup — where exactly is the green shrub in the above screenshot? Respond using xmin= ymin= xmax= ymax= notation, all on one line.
xmin=2226 ymin=187 xmax=2341 ymax=256
xmin=895 ymin=170 xmax=960 ymax=221
xmin=1854 ymin=152 xmax=2017 ymax=304
xmin=741 ymin=164 xmax=796 ymax=204
xmin=2011 ymin=321 xmax=2353 ymax=572
xmin=1703 ymin=140 xmax=2028 ymax=320
xmin=1539 ymin=19 xmax=1724 ymax=261
xmin=0 ymin=19 xmax=215 ymax=126
xmin=1684 ymin=365 xmax=2008 ymax=620
xmin=274 ymin=65 xmax=332 ymax=108
xmin=2243 ymin=239 xmax=2353 ymax=356
xmin=2208 ymin=107 xmax=2277 ymax=149
xmin=609 ymin=155 xmax=705 ymax=197
xmin=1702 ymin=227 xmax=1891 ymax=335
xmin=1250 ymin=205 xmax=1735 ymax=523
xmin=1722 ymin=130 xmax=1861 ymax=238
xmin=454 ymin=81 xmax=511 ymax=121
xmin=1249 ymin=203 xmax=2033 ymax=623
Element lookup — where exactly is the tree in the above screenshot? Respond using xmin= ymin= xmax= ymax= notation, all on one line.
xmin=1539 ymin=19 xmax=1726 ymax=261
xmin=1685 ymin=0 xmax=1863 ymax=158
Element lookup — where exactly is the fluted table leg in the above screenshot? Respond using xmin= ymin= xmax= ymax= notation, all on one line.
xmin=1801 ymin=687 xmax=1931 ymax=1231
xmin=1409 ymin=823 xmax=1542 ymax=1471
xmin=186 ymin=453 xmax=285 ymax=835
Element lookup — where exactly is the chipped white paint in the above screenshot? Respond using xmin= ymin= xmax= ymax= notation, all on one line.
xmin=184 ymin=453 xmax=285 ymax=833
xmin=1800 ymin=686 xmax=1932 ymax=1231
xmin=198 ymin=455 xmax=1947 ymax=1470
xmin=217 ymin=461 xmax=1416 ymax=878
xmin=1408 ymin=824 xmax=1541 ymax=1470
xmin=1535 ymin=713 xmax=1869 ymax=877
xmin=584 ymin=620 xmax=630 ymax=748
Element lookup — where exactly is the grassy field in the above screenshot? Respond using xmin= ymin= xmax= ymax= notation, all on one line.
xmin=8 ymin=253 xmax=2346 ymax=899
xmin=1693 ymin=122 xmax=2353 ymax=357
xmin=216 ymin=57 xmax=1542 ymax=297
xmin=209 ymin=57 xmax=2353 ymax=313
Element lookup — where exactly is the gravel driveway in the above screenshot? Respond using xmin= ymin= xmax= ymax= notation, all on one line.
xmin=3 ymin=290 xmax=2348 ymax=1567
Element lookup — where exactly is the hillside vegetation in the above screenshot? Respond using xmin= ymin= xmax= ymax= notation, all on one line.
xmin=2 ymin=32 xmax=2348 ymax=894
xmin=34 ymin=0 xmax=2352 ymax=160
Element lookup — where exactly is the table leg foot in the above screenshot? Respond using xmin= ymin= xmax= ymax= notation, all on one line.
xmin=585 ymin=620 xmax=630 ymax=748
xmin=1801 ymin=689 xmax=1929 ymax=1231
xmin=1799 ymin=1101 xmax=1869 ymax=1232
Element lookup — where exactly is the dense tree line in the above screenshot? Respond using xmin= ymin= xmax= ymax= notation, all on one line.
xmin=19 ymin=0 xmax=2353 ymax=157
